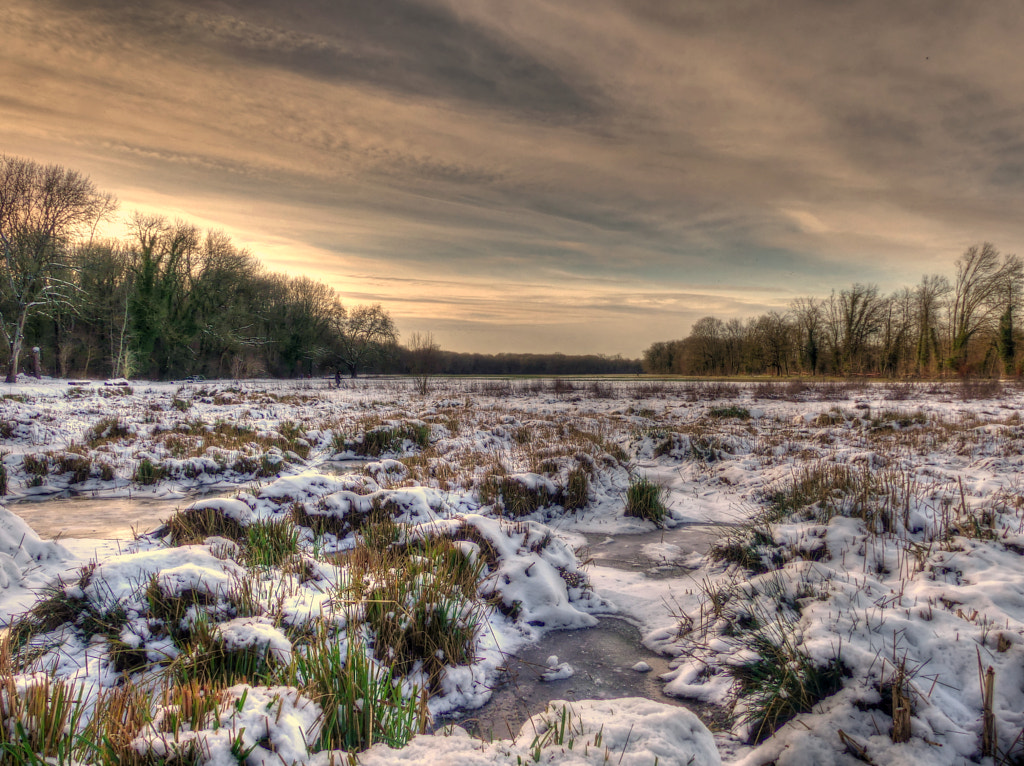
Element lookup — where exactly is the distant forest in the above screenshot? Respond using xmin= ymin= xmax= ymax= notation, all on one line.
xmin=0 ymin=154 xmax=638 ymax=381
xmin=644 ymin=243 xmax=1023 ymax=377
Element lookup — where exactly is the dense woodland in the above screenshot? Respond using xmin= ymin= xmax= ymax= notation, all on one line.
xmin=643 ymin=244 xmax=1024 ymax=378
xmin=0 ymin=155 xmax=639 ymax=382
xmin=0 ymin=154 xmax=405 ymax=382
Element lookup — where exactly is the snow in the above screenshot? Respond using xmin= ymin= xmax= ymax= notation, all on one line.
xmin=5 ymin=377 xmax=1024 ymax=764
xmin=354 ymin=698 xmax=720 ymax=766
xmin=0 ymin=504 xmax=73 ymax=618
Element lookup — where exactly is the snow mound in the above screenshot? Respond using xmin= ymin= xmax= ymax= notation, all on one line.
xmin=0 ymin=505 xmax=73 ymax=618
xmin=353 ymin=697 xmax=720 ymax=766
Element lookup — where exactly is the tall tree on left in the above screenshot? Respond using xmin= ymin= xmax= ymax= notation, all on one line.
xmin=0 ymin=156 xmax=116 ymax=382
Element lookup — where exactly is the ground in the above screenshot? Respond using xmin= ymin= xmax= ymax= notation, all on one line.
xmin=1 ymin=375 xmax=1021 ymax=765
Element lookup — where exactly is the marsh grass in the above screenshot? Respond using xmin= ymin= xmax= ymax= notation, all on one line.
xmin=52 ymin=452 xmax=92 ymax=483
xmin=624 ymin=475 xmax=667 ymax=525
xmin=352 ymin=423 xmax=431 ymax=457
xmin=564 ymin=466 xmax=590 ymax=510
xmin=133 ymin=457 xmax=168 ymax=485
xmin=21 ymin=454 xmax=49 ymax=484
xmin=348 ymin=532 xmax=484 ymax=689
xmin=163 ymin=505 xmax=247 ymax=546
xmin=0 ymin=674 xmax=88 ymax=765
xmin=709 ymin=405 xmax=751 ymax=420
xmin=478 ymin=472 xmax=557 ymax=516
xmin=86 ymin=416 xmax=132 ymax=446
xmin=728 ymin=614 xmax=847 ymax=744
xmin=170 ymin=619 xmax=285 ymax=687
xmin=295 ymin=631 xmax=426 ymax=752
xmin=243 ymin=517 xmax=301 ymax=568
xmin=155 ymin=419 xmax=310 ymax=461
xmin=710 ymin=524 xmax=780 ymax=573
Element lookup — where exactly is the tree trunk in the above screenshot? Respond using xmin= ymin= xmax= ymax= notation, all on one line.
xmin=4 ymin=312 xmax=27 ymax=383
xmin=31 ymin=347 xmax=41 ymax=379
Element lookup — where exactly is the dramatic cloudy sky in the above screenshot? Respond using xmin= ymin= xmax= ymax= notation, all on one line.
xmin=3 ymin=0 xmax=1023 ymax=355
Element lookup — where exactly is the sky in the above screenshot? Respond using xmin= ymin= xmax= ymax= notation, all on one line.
xmin=3 ymin=0 xmax=1024 ymax=356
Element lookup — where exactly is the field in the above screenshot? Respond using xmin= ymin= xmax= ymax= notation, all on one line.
xmin=1 ymin=375 xmax=1023 ymax=765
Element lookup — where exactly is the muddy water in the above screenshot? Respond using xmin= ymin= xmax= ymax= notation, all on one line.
xmin=443 ymin=617 xmax=719 ymax=739
xmin=443 ymin=525 xmax=729 ymax=739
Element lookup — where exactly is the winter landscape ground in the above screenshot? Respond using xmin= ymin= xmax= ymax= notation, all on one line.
xmin=1 ymin=375 xmax=1022 ymax=765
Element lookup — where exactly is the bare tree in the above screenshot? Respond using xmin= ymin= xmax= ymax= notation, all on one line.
xmin=947 ymin=243 xmax=1023 ymax=372
xmin=750 ymin=311 xmax=794 ymax=376
xmin=331 ymin=303 xmax=399 ymax=378
xmin=825 ymin=284 xmax=885 ymax=374
xmin=0 ymin=156 xmax=115 ymax=382
xmin=790 ymin=297 xmax=823 ymax=374
xmin=408 ymin=331 xmax=441 ymax=394
xmin=913 ymin=274 xmax=949 ymax=375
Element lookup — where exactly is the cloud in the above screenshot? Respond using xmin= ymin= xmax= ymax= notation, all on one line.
xmin=3 ymin=0 xmax=1024 ymax=354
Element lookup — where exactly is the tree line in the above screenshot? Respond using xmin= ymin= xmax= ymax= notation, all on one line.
xmin=0 ymin=154 xmax=642 ymax=383
xmin=395 ymin=344 xmax=641 ymax=377
xmin=0 ymin=154 xmax=401 ymax=382
xmin=643 ymin=244 xmax=1023 ymax=377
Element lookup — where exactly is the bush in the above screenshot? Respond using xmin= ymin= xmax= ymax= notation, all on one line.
xmin=624 ymin=476 xmax=667 ymax=525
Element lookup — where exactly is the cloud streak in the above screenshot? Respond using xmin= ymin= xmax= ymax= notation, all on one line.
xmin=3 ymin=0 xmax=1024 ymax=354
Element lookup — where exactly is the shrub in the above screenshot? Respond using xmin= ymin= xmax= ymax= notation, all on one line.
xmin=624 ymin=476 xmax=667 ymax=526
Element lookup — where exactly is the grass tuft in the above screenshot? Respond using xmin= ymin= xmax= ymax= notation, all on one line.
xmin=624 ymin=476 xmax=667 ymax=526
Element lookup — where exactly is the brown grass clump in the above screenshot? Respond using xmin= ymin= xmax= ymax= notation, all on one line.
xmin=162 ymin=505 xmax=247 ymax=545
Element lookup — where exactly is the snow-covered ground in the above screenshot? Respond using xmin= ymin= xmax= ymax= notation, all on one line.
xmin=2 ymin=376 xmax=1024 ymax=764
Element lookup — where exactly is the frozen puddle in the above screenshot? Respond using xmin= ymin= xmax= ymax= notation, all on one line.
xmin=317 ymin=459 xmax=370 ymax=475
xmin=443 ymin=617 xmax=719 ymax=739
xmin=7 ymin=491 xmax=235 ymax=540
xmin=6 ymin=463 xmax=366 ymax=541
xmin=583 ymin=523 xmax=729 ymax=578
